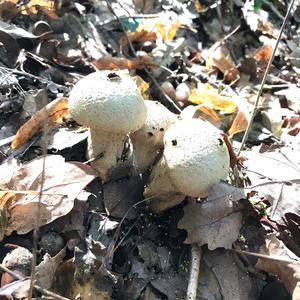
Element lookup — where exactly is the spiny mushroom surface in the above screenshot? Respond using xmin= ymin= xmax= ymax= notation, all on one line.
xmin=69 ymin=70 xmax=147 ymax=182
xmin=144 ymin=118 xmax=230 ymax=212
xmin=130 ymin=100 xmax=179 ymax=173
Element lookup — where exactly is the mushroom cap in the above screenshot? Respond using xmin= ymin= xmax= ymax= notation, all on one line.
xmin=163 ymin=119 xmax=230 ymax=197
xmin=69 ymin=70 xmax=147 ymax=133
xmin=131 ymin=100 xmax=179 ymax=147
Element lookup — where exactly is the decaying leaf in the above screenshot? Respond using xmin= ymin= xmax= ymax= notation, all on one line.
xmin=11 ymin=97 xmax=69 ymax=149
xmin=189 ymin=83 xmax=238 ymax=114
xmin=228 ymin=108 xmax=250 ymax=136
xmin=120 ymin=30 xmax=157 ymax=47
xmin=132 ymin=75 xmax=150 ymax=95
xmin=36 ymin=247 xmax=66 ymax=289
xmin=255 ymin=234 xmax=300 ymax=300
xmin=137 ymin=13 xmax=181 ymax=42
xmin=4 ymin=155 xmax=96 ymax=235
xmin=242 ymin=146 xmax=300 ymax=223
xmin=93 ymin=56 xmax=157 ymax=71
xmin=205 ymin=44 xmax=240 ymax=82
xmin=178 ymin=183 xmax=246 ymax=249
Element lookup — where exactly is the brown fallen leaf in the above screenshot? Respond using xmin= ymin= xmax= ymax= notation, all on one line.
xmin=3 ymin=155 xmax=96 ymax=235
xmin=206 ymin=44 xmax=240 ymax=82
xmin=178 ymin=183 xmax=246 ymax=249
xmin=255 ymin=234 xmax=300 ymax=300
xmin=93 ymin=56 xmax=157 ymax=71
xmin=11 ymin=97 xmax=69 ymax=149
xmin=228 ymin=109 xmax=250 ymax=136
xmin=242 ymin=146 xmax=300 ymax=223
xmin=120 ymin=30 xmax=157 ymax=47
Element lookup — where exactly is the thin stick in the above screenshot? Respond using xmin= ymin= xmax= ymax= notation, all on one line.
xmin=0 ymin=264 xmax=70 ymax=300
xmin=237 ymin=0 xmax=296 ymax=156
xmin=186 ymin=245 xmax=202 ymax=300
xmin=232 ymin=249 xmax=300 ymax=265
xmin=28 ymin=97 xmax=49 ymax=299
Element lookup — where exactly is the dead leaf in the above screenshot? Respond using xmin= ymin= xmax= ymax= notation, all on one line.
xmin=242 ymin=146 xmax=300 ymax=223
xmin=255 ymin=234 xmax=300 ymax=300
xmin=228 ymin=109 xmax=250 ymax=136
xmin=11 ymin=97 xmax=69 ymax=149
xmin=36 ymin=247 xmax=66 ymax=289
xmin=255 ymin=44 xmax=273 ymax=63
xmin=178 ymin=183 xmax=245 ymax=249
xmin=137 ymin=14 xmax=180 ymax=42
xmin=120 ymin=30 xmax=157 ymax=47
xmin=4 ymin=155 xmax=97 ymax=235
xmin=206 ymin=44 xmax=240 ymax=82
xmin=93 ymin=56 xmax=157 ymax=71
xmin=132 ymin=75 xmax=150 ymax=95
xmin=20 ymin=0 xmax=56 ymax=16
xmin=189 ymin=83 xmax=238 ymax=114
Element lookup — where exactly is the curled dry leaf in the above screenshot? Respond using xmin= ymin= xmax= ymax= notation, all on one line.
xmin=205 ymin=44 xmax=240 ymax=82
xmin=255 ymin=234 xmax=300 ymax=300
xmin=93 ymin=56 xmax=157 ymax=71
xmin=4 ymin=155 xmax=97 ymax=235
xmin=11 ymin=97 xmax=69 ymax=149
xmin=228 ymin=108 xmax=250 ymax=136
xmin=120 ymin=29 xmax=157 ymax=47
xmin=189 ymin=83 xmax=238 ymax=114
xmin=178 ymin=183 xmax=246 ymax=249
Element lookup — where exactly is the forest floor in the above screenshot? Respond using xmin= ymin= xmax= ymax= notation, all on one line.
xmin=0 ymin=0 xmax=299 ymax=299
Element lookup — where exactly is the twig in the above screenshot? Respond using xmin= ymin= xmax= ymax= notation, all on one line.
xmin=0 ymin=264 xmax=70 ymax=300
xmin=232 ymin=248 xmax=300 ymax=265
xmin=237 ymin=0 xmax=296 ymax=156
xmin=28 ymin=97 xmax=49 ymax=299
xmin=186 ymin=245 xmax=202 ymax=300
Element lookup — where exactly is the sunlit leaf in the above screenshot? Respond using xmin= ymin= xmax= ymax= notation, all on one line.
xmin=189 ymin=84 xmax=238 ymax=114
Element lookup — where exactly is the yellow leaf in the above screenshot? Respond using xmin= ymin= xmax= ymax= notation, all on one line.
xmin=189 ymin=84 xmax=237 ymax=114
xmin=195 ymin=104 xmax=220 ymax=123
xmin=137 ymin=15 xmax=181 ymax=42
xmin=132 ymin=75 xmax=149 ymax=95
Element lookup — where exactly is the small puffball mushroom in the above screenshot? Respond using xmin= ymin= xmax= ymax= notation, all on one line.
xmin=130 ymin=100 xmax=179 ymax=173
xmin=144 ymin=119 xmax=230 ymax=212
xmin=69 ymin=70 xmax=147 ymax=181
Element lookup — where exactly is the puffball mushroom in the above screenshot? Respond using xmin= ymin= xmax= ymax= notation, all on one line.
xmin=144 ymin=119 xmax=230 ymax=212
xmin=69 ymin=71 xmax=147 ymax=182
xmin=130 ymin=100 xmax=179 ymax=173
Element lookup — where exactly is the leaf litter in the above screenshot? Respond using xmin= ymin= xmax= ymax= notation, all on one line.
xmin=0 ymin=0 xmax=299 ymax=299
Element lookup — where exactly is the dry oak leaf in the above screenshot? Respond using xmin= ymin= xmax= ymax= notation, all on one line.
xmin=11 ymin=97 xmax=69 ymax=149
xmin=5 ymin=155 xmax=97 ymax=235
xmin=255 ymin=234 xmax=300 ymax=300
xmin=120 ymin=30 xmax=157 ymax=47
xmin=178 ymin=183 xmax=246 ymax=249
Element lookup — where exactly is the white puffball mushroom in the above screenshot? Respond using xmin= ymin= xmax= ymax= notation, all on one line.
xmin=69 ymin=70 xmax=147 ymax=182
xmin=144 ymin=118 xmax=230 ymax=212
xmin=130 ymin=100 xmax=179 ymax=173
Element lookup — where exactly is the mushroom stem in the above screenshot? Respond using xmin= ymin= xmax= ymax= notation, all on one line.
xmin=88 ymin=129 xmax=129 ymax=182
xmin=144 ymin=156 xmax=185 ymax=211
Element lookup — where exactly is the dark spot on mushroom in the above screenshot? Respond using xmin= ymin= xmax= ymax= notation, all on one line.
xmin=107 ymin=72 xmax=120 ymax=80
xmin=148 ymin=132 xmax=154 ymax=137
xmin=160 ymin=128 xmax=164 ymax=131
xmin=218 ymin=138 xmax=224 ymax=146
xmin=171 ymin=139 xmax=177 ymax=146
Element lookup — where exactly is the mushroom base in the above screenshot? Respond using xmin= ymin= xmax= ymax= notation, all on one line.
xmin=144 ymin=156 xmax=185 ymax=212
xmin=88 ymin=130 xmax=132 ymax=182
